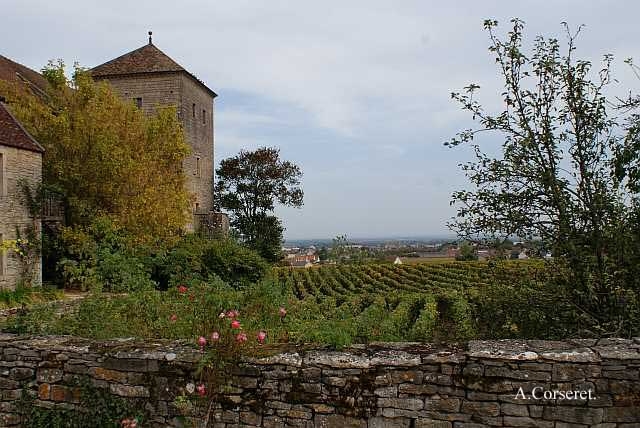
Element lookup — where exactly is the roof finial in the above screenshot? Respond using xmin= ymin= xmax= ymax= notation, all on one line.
xmin=148 ymin=31 xmax=153 ymax=45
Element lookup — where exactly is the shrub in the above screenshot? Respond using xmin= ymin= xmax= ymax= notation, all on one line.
xmin=201 ymin=239 xmax=269 ymax=286
xmin=151 ymin=236 xmax=269 ymax=289
xmin=57 ymin=217 xmax=154 ymax=292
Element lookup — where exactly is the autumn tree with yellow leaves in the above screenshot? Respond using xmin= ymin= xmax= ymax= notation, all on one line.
xmin=0 ymin=61 xmax=192 ymax=244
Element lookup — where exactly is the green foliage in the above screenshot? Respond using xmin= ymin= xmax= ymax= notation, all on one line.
xmin=215 ymin=147 xmax=303 ymax=261
xmin=201 ymin=240 xmax=270 ymax=286
xmin=446 ymin=18 xmax=640 ymax=335
xmin=5 ymin=261 xmax=640 ymax=347
xmin=0 ymin=285 xmax=60 ymax=309
xmin=57 ymin=218 xmax=154 ymax=292
xmin=455 ymin=242 xmax=478 ymax=261
xmin=152 ymin=235 xmax=269 ymax=288
xmin=17 ymin=378 xmax=145 ymax=428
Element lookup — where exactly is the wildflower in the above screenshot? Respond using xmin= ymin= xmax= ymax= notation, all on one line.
xmin=218 ymin=311 xmax=226 ymax=319
xmin=235 ymin=332 xmax=248 ymax=343
xmin=196 ymin=383 xmax=206 ymax=397
xmin=197 ymin=336 xmax=207 ymax=350
xmin=177 ymin=285 xmax=188 ymax=294
xmin=230 ymin=319 xmax=241 ymax=329
xmin=226 ymin=309 xmax=239 ymax=319
xmin=185 ymin=382 xmax=195 ymax=393
xmin=257 ymin=330 xmax=267 ymax=344
xmin=279 ymin=307 xmax=287 ymax=318
xmin=121 ymin=418 xmax=138 ymax=428
xmin=169 ymin=314 xmax=178 ymax=322
xmin=211 ymin=331 xmax=220 ymax=342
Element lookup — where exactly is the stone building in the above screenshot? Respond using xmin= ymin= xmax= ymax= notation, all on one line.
xmin=91 ymin=33 xmax=217 ymax=219
xmin=0 ymin=102 xmax=44 ymax=289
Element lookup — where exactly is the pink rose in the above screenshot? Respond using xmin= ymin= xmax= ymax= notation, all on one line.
xmin=279 ymin=307 xmax=287 ymax=318
xmin=169 ymin=314 xmax=178 ymax=322
xmin=177 ymin=285 xmax=188 ymax=294
xmin=211 ymin=331 xmax=220 ymax=341
xmin=236 ymin=332 xmax=248 ymax=343
xmin=197 ymin=336 xmax=207 ymax=349
xmin=196 ymin=383 xmax=206 ymax=397
xmin=257 ymin=330 xmax=267 ymax=344
xmin=230 ymin=319 xmax=241 ymax=329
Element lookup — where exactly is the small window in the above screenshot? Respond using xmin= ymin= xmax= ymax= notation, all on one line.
xmin=195 ymin=156 xmax=201 ymax=177
xmin=135 ymin=97 xmax=142 ymax=109
xmin=195 ymin=202 xmax=200 ymax=213
xmin=192 ymin=103 xmax=196 ymax=118
xmin=202 ymin=109 xmax=206 ymax=124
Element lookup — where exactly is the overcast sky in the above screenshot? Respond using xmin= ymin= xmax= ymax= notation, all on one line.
xmin=3 ymin=1 xmax=640 ymax=239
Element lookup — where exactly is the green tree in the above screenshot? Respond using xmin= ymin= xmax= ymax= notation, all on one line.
xmin=215 ymin=147 xmax=303 ymax=262
xmin=455 ymin=242 xmax=477 ymax=261
xmin=0 ymin=61 xmax=191 ymax=244
xmin=446 ymin=19 xmax=639 ymax=334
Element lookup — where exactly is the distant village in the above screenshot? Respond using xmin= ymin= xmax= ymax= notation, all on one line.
xmin=281 ymin=239 xmax=552 ymax=268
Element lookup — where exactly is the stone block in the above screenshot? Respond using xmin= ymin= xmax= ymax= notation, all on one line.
xmin=377 ymin=397 xmax=424 ymax=410
xmin=414 ymin=419 xmax=452 ymax=428
xmin=460 ymin=400 xmax=499 ymax=417
xmin=109 ymin=384 xmax=150 ymax=398
xmin=502 ymin=416 xmax=553 ymax=427
xmin=543 ymin=406 xmax=603 ymax=425
xmin=8 ymin=367 xmax=33 ymax=381
xmin=368 ymin=416 xmax=412 ymax=428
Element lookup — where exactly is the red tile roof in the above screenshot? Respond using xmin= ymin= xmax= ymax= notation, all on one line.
xmin=91 ymin=42 xmax=217 ymax=97
xmin=0 ymin=55 xmax=48 ymax=95
xmin=0 ymin=103 xmax=45 ymax=153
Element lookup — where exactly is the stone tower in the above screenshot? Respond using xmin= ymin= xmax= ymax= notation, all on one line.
xmin=91 ymin=32 xmax=217 ymax=215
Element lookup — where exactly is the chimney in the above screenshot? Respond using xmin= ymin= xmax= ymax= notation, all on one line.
xmin=148 ymin=31 xmax=153 ymax=45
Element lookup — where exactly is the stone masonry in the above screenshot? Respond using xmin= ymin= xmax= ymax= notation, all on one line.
xmin=0 ymin=335 xmax=638 ymax=427
xmin=0 ymin=144 xmax=42 ymax=290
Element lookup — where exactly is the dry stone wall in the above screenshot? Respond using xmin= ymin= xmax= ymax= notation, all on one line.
xmin=0 ymin=334 xmax=638 ymax=427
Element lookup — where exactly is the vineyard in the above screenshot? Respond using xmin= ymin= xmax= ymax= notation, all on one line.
xmin=273 ymin=260 xmax=564 ymax=345
xmin=274 ymin=260 xmax=548 ymax=300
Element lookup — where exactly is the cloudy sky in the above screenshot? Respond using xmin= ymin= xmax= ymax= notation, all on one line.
xmin=3 ymin=1 xmax=640 ymax=239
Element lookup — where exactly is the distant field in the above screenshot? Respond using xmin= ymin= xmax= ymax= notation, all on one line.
xmin=274 ymin=260 xmax=546 ymax=300
xmin=396 ymin=257 xmax=455 ymax=264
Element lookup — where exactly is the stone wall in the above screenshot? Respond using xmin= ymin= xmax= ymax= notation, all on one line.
xmin=0 ymin=145 xmax=42 ymax=290
xmin=0 ymin=335 xmax=638 ymax=427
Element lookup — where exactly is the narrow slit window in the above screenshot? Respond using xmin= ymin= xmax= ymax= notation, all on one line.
xmin=135 ymin=97 xmax=143 ymax=109
xmin=202 ymin=109 xmax=206 ymax=124
xmin=195 ymin=156 xmax=201 ymax=177
xmin=192 ymin=103 xmax=196 ymax=118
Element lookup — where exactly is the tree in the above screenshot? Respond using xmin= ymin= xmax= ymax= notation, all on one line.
xmin=455 ymin=242 xmax=478 ymax=261
xmin=215 ymin=147 xmax=303 ymax=261
xmin=0 ymin=61 xmax=192 ymax=244
xmin=446 ymin=19 xmax=640 ymax=333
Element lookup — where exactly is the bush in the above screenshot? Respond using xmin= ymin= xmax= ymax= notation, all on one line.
xmin=201 ymin=240 xmax=269 ymax=286
xmin=57 ymin=217 xmax=154 ymax=292
xmin=152 ymin=235 xmax=269 ymax=289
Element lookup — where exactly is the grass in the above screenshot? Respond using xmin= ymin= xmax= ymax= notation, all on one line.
xmin=0 ymin=285 xmax=63 ymax=310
